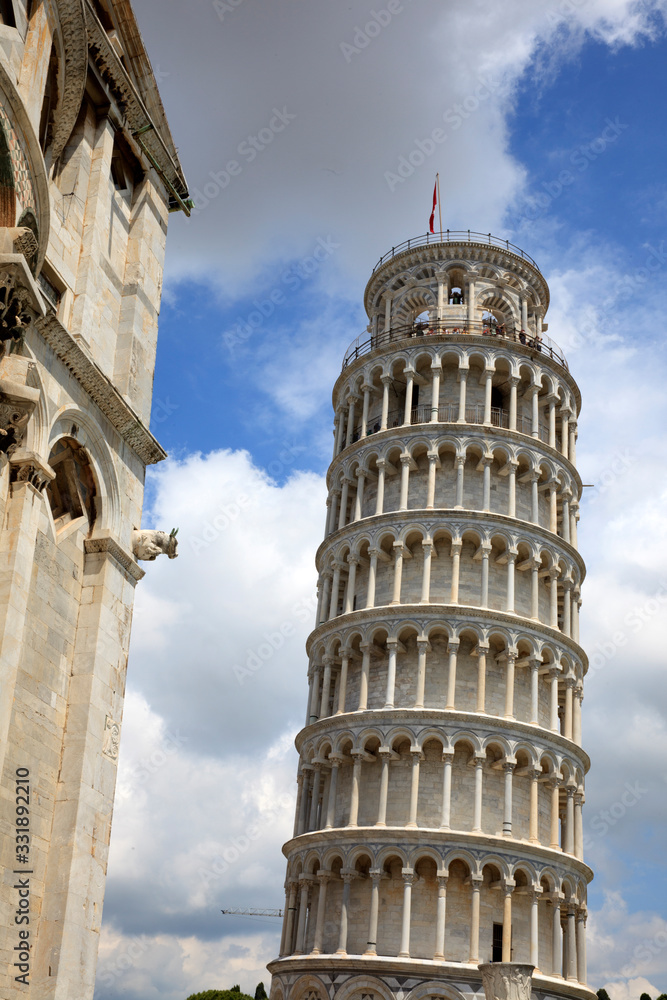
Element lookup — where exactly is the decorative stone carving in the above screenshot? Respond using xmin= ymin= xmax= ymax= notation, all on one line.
xmin=132 ymin=527 xmax=179 ymax=561
xmin=0 ymin=244 xmax=46 ymax=355
xmin=0 ymin=356 xmax=40 ymax=457
xmin=9 ymin=449 xmax=55 ymax=490
xmin=102 ymin=716 xmax=121 ymax=761
xmin=478 ymin=963 xmax=534 ymax=1000
xmin=52 ymin=0 xmax=88 ymax=162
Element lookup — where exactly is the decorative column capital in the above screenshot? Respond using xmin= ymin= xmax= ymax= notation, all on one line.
xmin=316 ymin=869 xmax=334 ymax=884
xmin=401 ymin=867 xmax=417 ymax=885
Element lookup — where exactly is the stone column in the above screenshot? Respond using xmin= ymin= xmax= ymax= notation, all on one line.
xmin=509 ymin=376 xmax=519 ymax=431
xmin=476 ymin=644 xmax=488 ymax=713
xmin=434 ymin=873 xmax=448 ymax=960
xmin=564 ymin=677 xmax=575 ymax=739
xmin=407 ymin=748 xmax=422 ymax=827
xmin=384 ymin=639 xmax=398 ymax=708
xmin=508 ymin=460 xmax=517 ymax=518
xmin=561 ymin=408 xmax=570 ymax=460
xmin=549 ymin=483 xmax=558 ymax=533
xmin=502 ymin=881 xmax=514 ymax=961
xmin=319 ymin=573 xmax=332 ymax=624
xmin=325 ymin=756 xmax=341 ymax=828
xmin=415 ymin=638 xmax=429 ymax=709
xmin=549 ymin=777 xmax=561 ymax=849
xmin=320 ymin=656 xmax=334 ymax=718
xmin=531 ymin=887 xmax=542 ymax=970
xmin=480 ymin=543 xmax=491 ymax=607
xmin=548 ymin=396 xmax=557 ymax=448
xmin=336 ymin=871 xmax=355 ymax=954
xmin=504 ymin=651 xmax=517 ymax=718
xmin=440 ymin=751 xmax=454 ymax=829
xmin=446 ymin=640 xmax=459 ymax=709
xmin=364 ymin=869 xmax=384 ymax=955
xmin=426 ymin=452 xmax=439 ymax=508
xmin=353 ymin=470 xmax=366 ymax=521
xmin=549 ymin=667 xmax=560 ymax=731
xmin=455 ymin=456 xmax=465 ymax=507
xmin=549 ymin=568 xmax=559 ymax=628
xmin=399 ymin=454 xmax=411 ymax=509
xmin=531 ymin=386 xmax=540 ymax=438
xmin=551 ymin=896 xmax=563 ymax=976
xmin=327 ymin=489 xmax=340 ymax=535
xmin=376 ymin=748 xmax=394 ymax=826
xmin=431 ymin=365 xmax=441 ymax=421
xmin=483 ymin=369 xmax=494 ymax=425
xmin=502 ymin=762 xmax=516 ymax=836
xmin=358 ymin=642 xmax=371 ymax=711
xmin=297 ymin=766 xmax=311 ymax=835
xmin=308 ymin=762 xmax=322 ymax=831
xmin=565 ymin=785 xmax=575 ymax=855
xmin=391 ymin=542 xmax=406 ymax=604
xmin=281 ymin=880 xmax=298 ymax=955
xmin=530 ymin=562 xmax=540 ymax=620
xmin=530 ymin=657 xmax=541 ymax=722
xmin=360 ymin=384 xmax=371 ymax=438
xmin=469 ymin=877 xmax=482 ymax=962
xmin=311 ymin=871 xmax=333 ymax=955
xmin=576 ymin=910 xmax=587 ymax=984
xmin=574 ymin=792 xmax=584 ymax=859
xmin=563 ymin=581 xmax=572 ymax=637
xmin=336 ymin=650 xmax=350 ymax=714
xmin=375 ymin=459 xmax=386 ymax=514
xmin=344 ymin=556 xmax=359 ymax=614
xmin=506 ymin=550 xmax=517 ymax=613
xmin=529 ymin=769 xmax=541 ymax=843
xmin=338 ymin=477 xmax=351 ymax=529
xmin=450 ymin=540 xmax=462 ymax=603
xmin=293 ymin=772 xmax=305 ymax=837
xmin=398 ymin=870 xmax=416 ymax=957
xmin=380 ymin=375 xmax=391 ymax=430
xmin=482 ymin=457 xmax=492 ymax=511
xmin=567 ymin=905 xmax=578 ymax=980
xmin=530 ymin=473 xmax=540 ymax=524
xmin=366 ymin=548 xmax=379 ymax=608
xmin=457 ymin=370 xmax=468 ymax=422
xmin=345 ymin=395 xmax=357 ymax=448
xmin=294 ymin=875 xmax=313 ymax=953
xmin=347 ymin=753 xmax=363 ymax=826
xmin=420 ymin=540 xmax=434 ymax=603
xmin=309 ymin=663 xmax=322 ymax=724
xmin=328 ymin=559 xmax=344 ymax=619
xmin=403 ymin=371 xmax=415 ymax=425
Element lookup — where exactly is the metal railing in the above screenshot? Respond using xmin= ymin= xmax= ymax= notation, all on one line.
xmin=355 ymin=405 xmax=555 ymax=446
xmin=342 ymin=320 xmax=568 ymax=371
xmin=372 ymin=231 xmax=541 ymax=273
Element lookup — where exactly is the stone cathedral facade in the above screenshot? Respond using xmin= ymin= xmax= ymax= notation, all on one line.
xmin=0 ymin=2 xmax=187 ymax=998
xmin=269 ymin=233 xmax=593 ymax=1000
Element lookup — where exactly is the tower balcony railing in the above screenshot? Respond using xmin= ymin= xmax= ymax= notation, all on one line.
xmin=342 ymin=320 xmax=568 ymax=371
xmin=354 ymin=403 xmax=553 ymax=446
xmin=372 ymin=230 xmax=542 ymax=272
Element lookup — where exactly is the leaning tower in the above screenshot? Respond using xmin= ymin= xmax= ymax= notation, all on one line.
xmin=268 ymin=232 xmax=593 ymax=1000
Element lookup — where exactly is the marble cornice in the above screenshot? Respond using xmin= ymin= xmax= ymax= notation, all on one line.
xmin=306 ymin=602 xmax=589 ymax=672
xmin=35 ymin=312 xmax=166 ymax=465
xmin=326 ymin=420 xmax=583 ymax=495
xmin=316 ymin=507 xmax=587 ymax=581
xmin=281 ymin=825 xmax=594 ymax=884
xmin=295 ymin=706 xmax=591 ymax=773
xmin=84 ymin=533 xmax=144 ymax=582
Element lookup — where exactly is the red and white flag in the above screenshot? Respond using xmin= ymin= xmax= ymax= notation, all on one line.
xmin=429 ymin=178 xmax=438 ymax=234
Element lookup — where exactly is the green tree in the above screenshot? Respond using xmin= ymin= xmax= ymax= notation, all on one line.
xmin=186 ymin=990 xmax=254 ymax=1000
xmin=640 ymin=993 xmax=652 ymax=1000
xmin=255 ymin=985 xmax=269 ymax=1000
xmin=596 ymin=990 xmax=611 ymax=1000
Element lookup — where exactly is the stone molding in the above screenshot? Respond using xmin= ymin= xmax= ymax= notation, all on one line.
xmin=295 ymin=706 xmax=591 ymax=772
xmin=35 ymin=312 xmax=166 ymax=465
xmin=83 ymin=0 xmax=188 ymax=202
xmin=306 ymin=602 xmax=588 ymax=669
xmin=84 ymin=533 xmax=145 ymax=582
xmin=267 ymin=957 xmax=597 ymax=1000
xmin=327 ymin=422 xmax=583 ymax=492
xmin=51 ymin=0 xmax=87 ymax=161
xmin=317 ymin=507 xmax=586 ymax=579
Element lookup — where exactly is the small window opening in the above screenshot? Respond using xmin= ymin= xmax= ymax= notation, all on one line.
xmin=492 ymin=922 xmax=503 ymax=963
xmin=450 ymin=286 xmax=464 ymax=305
xmin=46 ymin=438 xmax=97 ymax=533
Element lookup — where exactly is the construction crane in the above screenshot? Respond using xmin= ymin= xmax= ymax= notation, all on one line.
xmin=221 ymin=908 xmax=283 ymax=917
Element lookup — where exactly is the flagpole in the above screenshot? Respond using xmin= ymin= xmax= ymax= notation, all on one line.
xmin=437 ymin=172 xmax=442 ymax=240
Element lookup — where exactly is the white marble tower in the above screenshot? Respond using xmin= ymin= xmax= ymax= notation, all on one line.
xmin=268 ymin=232 xmax=593 ymax=1000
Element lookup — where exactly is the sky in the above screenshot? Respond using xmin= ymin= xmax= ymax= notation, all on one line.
xmin=94 ymin=2 xmax=667 ymax=998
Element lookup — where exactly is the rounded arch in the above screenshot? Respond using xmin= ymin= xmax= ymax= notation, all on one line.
xmin=406 ymin=983 xmax=467 ymax=1000
xmin=291 ymin=975 xmax=331 ymax=1000
xmin=334 ymin=977 xmax=396 ymax=1000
